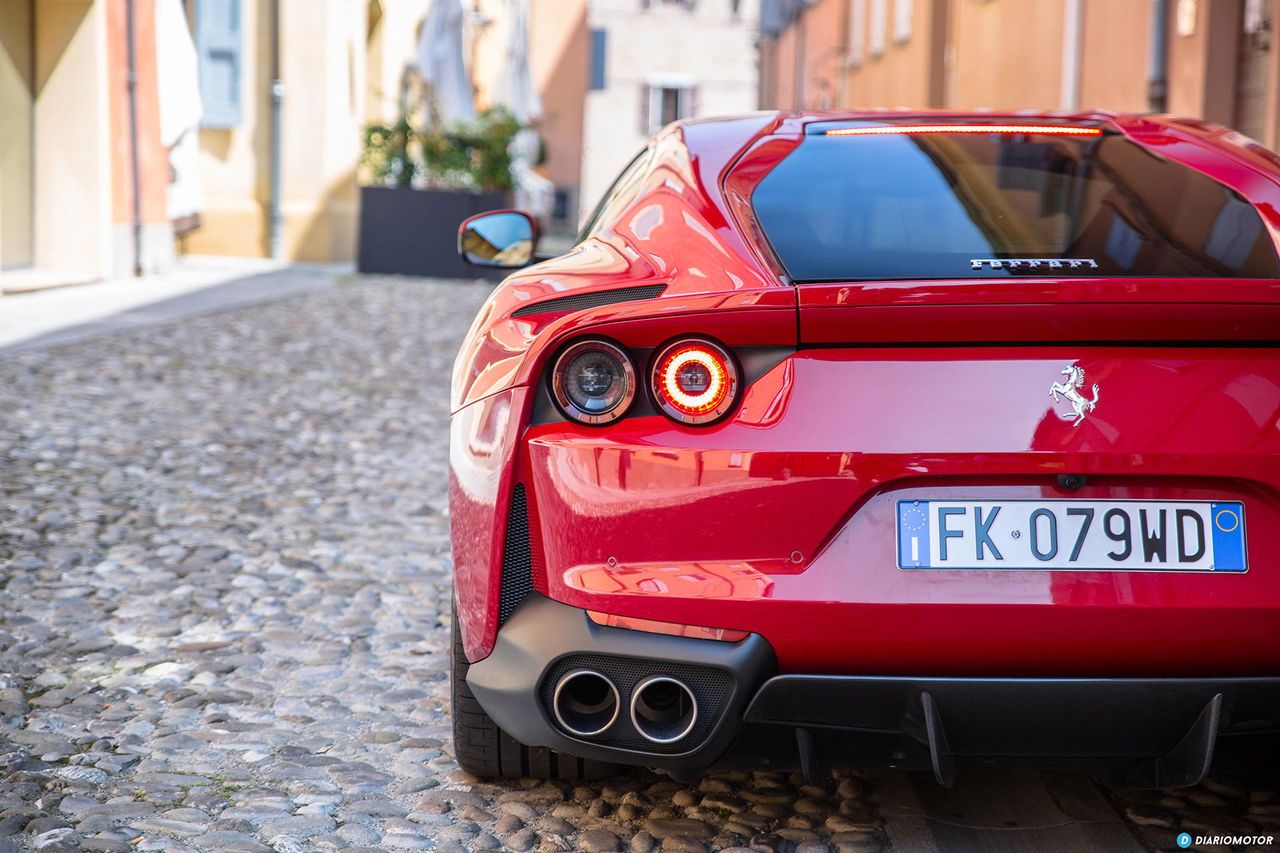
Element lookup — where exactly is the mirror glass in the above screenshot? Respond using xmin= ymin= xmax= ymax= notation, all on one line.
xmin=459 ymin=212 xmax=535 ymax=268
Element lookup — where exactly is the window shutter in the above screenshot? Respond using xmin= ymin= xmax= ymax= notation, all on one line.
xmin=196 ymin=0 xmax=243 ymax=128
xmin=893 ymin=0 xmax=911 ymax=44
xmin=686 ymin=84 xmax=699 ymax=119
xmin=589 ymin=28 xmax=607 ymax=90
xmin=849 ymin=0 xmax=866 ymax=66
xmin=869 ymin=0 xmax=886 ymax=57
xmin=639 ymin=83 xmax=651 ymax=134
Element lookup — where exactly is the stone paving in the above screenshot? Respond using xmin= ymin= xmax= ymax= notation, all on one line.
xmin=0 ymin=275 xmax=1273 ymax=853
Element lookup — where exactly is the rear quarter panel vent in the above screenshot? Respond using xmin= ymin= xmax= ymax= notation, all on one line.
xmin=511 ymin=285 xmax=667 ymax=318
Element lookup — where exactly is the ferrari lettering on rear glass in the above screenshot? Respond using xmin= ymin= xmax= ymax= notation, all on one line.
xmin=969 ymin=257 xmax=1099 ymax=270
xmin=897 ymin=500 xmax=1247 ymax=571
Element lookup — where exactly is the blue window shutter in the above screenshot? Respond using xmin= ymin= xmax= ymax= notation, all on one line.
xmin=590 ymin=29 xmax=606 ymax=91
xmin=196 ymin=0 xmax=243 ymax=128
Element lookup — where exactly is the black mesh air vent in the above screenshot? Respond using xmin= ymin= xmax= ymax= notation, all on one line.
xmin=498 ymin=484 xmax=533 ymax=624
xmin=510 ymin=284 xmax=666 ymax=317
xmin=540 ymin=653 xmax=734 ymax=755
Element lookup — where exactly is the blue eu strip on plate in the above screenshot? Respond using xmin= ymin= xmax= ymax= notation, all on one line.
xmin=1210 ymin=503 xmax=1247 ymax=572
xmin=898 ymin=500 xmax=931 ymax=569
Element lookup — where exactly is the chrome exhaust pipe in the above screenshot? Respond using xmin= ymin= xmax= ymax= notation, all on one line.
xmin=552 ymin=670 xmax=620 ymax=737
xmin=630 ymin=675 xmax=697 ymax=744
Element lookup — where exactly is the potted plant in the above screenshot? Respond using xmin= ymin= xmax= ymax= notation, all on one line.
xmin=357 ymin=107 xmax=521 ymax=278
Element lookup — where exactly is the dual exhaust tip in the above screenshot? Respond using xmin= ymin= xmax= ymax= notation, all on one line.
xmin=553 ymin=670 xmax=697 ymax=744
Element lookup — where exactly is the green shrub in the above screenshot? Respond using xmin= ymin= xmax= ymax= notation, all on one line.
xmin=362 ymin=107 xmax=522 ymax=193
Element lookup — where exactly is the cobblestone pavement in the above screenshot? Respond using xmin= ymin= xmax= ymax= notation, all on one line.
xmin=0 ymin=276 xmax=1274 ymax=853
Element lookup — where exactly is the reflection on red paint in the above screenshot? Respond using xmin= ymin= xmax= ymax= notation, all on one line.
xmin=566 ymin=561 xmax=776 ymax=600
xmin=586 ymin=611 xmax=749 ymax=642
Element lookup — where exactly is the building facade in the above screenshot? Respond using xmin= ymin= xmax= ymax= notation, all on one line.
xmin=0 ymin=0 xmax=764 ymax=282
xmin=181 ymin=0 xmax=427 ymax=262
xmin=0 ymin=0 xmax=173 ymax=286
xmin=579 ymin=0 xmax=759 ymax=223
xmin=476 ymin=0 xmax=760 ymax=236
xmin=761 ymin=0 xmax=1280 ymax=150
xmin=0 ymin=0 xmax=437 ymax=285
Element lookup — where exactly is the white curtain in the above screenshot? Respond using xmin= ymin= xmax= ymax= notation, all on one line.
xmin=487 ymin=0 xmax=552 ymax=221
xmin=155 ymin=0 xmax=204 ymax=225
xmin=416 ymin=0 xmax=476 ymax=124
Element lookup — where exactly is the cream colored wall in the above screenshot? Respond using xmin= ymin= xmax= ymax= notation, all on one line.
xmin=181 ymin=0 xmax=265 ymax=257
xmin=0 ymin=0 xmax=34 ymax=269
xmin=581 ymin=0 xmax=760 ymax=214
xmin=278 ymin=0 xmax=361 ymax=262
xmin=33 ymin=0 xmax=113 ymax=278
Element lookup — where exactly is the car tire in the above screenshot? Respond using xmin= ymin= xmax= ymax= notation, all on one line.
xmin=450 ymin=601 xmax=618 ymax=781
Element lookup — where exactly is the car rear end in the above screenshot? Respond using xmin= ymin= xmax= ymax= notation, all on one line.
xmin=463 ymin=115 xmax=1280 ymax=785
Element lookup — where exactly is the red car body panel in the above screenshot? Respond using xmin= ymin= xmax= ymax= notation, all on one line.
xmin=450 ymin=108 xmax=1280 ymax=688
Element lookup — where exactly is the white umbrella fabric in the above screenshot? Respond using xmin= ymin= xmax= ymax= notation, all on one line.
xmin=155 ymin=0 xmax=203 ymax=229
xmin=487 ymin=0 xmax=553 ymax=221
xmin=415 ymin=0 xmax=475 ymax=125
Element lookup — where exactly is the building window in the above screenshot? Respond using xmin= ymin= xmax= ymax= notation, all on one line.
xmin=893 ymin=0 xmax=911 ymax=44
xmin=849 ymin=0 xmax=866 ymax=66
xmin=640 ymin=77 xmax=697 ymax=133
xmin=590 ymin=29 xmax=607 ymax=90
xmin=194 ymin=0 xmax=244 ymax=128
xmin=653 ymin=85 xmax=692 ymax=130
xmin=553 ymin=188 xmax=571 ymax=223
xmin=869 ymin=0 xmax=886 ymax=57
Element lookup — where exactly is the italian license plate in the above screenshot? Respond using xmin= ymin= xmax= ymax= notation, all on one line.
xmin=896 ymin=499 xmax=1247 ymax=571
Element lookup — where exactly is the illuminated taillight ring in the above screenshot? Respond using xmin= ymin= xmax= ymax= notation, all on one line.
xmin=550 ymin=339 xmax=637 ymax=425
xmin=651 ymin=338 xmax=739 ymax=425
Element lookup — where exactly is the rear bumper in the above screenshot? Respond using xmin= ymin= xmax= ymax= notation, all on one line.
xmin=520 ymin=346 xmax=1280 ymax=676
xmin=467 ymin=595 xmax=1280 ymax=784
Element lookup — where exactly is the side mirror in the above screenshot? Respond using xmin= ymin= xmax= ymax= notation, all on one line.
xmin=457 ymin=210 xmax=538 ymax=269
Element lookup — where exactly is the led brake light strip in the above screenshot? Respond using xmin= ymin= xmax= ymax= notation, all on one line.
xmin=824 ymin=124 xmax=1103 ymax=137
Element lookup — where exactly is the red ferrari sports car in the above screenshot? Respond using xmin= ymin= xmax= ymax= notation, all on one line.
xmin=448 ymin=111 xmax=1280 ymax=787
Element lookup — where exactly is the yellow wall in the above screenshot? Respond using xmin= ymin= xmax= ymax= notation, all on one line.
xmin=0 ymin=0 xmax=34 ymax=269
xmin=34 ymin=0 xmax=113 ymax=277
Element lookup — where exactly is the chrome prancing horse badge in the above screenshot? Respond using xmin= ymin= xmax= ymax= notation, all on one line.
xmin=1049 ymin=365 xmax=1100 ymax=427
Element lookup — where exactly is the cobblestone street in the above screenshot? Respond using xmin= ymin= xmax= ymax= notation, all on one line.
xmin=0 ymin=275 xmax=1275 ymax=853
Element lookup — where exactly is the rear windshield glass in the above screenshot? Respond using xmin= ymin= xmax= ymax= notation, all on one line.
xmin=752 ymin=122 xmax=1280 ymax=281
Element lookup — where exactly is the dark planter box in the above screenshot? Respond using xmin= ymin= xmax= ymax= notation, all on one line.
xmin=357 ymin=185 xmax=509 ymax=279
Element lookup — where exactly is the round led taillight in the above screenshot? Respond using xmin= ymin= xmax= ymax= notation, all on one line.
xmin=551 ymin=339 xmax=637 ymax=425
xmin=651 ymin=338 xmax=739 ymax=425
